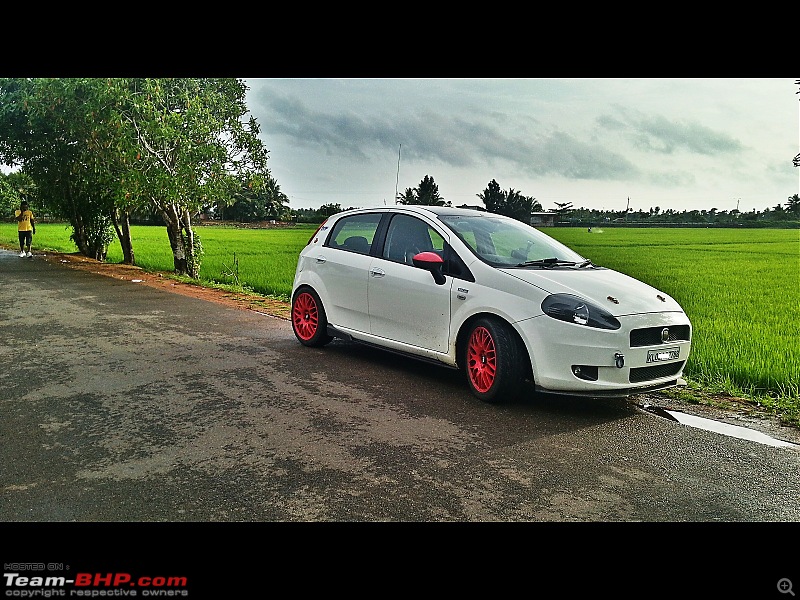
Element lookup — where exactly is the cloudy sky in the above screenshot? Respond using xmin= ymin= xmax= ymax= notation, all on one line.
xmin=244 ymin=78 xmax=800 ymax=214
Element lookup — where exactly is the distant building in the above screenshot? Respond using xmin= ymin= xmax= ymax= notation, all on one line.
xmin=530 ymin=212 xmax=557 ymax=226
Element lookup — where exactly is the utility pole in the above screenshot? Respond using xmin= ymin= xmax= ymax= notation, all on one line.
xmin=394 ymin=144 xmax=401 ymax=204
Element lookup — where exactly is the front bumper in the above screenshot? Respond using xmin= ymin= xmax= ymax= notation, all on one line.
xmin=517 ymin=311 xmax=692 ymax=396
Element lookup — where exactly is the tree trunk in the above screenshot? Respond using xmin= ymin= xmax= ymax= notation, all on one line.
xmin=71 ymin=213 xmax=91 ymax=257
xmin=111 ymin=209 xmax=135 ymax=265
xmin=181 ymin=207 xmax=200 ymax=279
xmin=121 ymin=214 xmax=134 ymax=265
xmin=161 ymin=204 xmax=188 ymax=275
xmin=159 ymin=202 xmax=200 ymax=278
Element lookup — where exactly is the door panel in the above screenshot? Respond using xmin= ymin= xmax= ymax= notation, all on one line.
xmin=321 ymin=251 xmax=374 ymax=332
xmin=368 ymin=260 xmax=452 ymax=352
xmin=320 ymin=212 xmax=383 ymax=332
xmin=368 ymin=214 xmax=451 ymax=353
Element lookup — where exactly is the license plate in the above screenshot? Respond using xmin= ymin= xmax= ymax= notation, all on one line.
xmin=647 ymin=347 xmax=680 ymax=363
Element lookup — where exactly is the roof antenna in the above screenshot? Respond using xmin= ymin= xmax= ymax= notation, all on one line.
xmin=394 ymin=144 xmax=401 ymax=204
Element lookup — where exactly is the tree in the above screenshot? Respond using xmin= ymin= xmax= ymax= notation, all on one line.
xmin=0 ymin=171 xmax=36 ymax=217
xmin=104 ymin=78 xmax=271 ymax=277
xmin=478 ymin=179 xmax=539 ymax=223
xmin=0 ymin=78 xmax=118 ymax=260
xmin=477 ymin=179 xmax=505 ymax=213
xmin=0 ymin=78 xmax=273 ymax=271
xmin=504 ymin=189 xmax=536 ymax=223
xmin=415 ymin=175 xmax=447 ymax=206
xmin=226 ymin=175 xmax=290 ymax=222
xmin=553 ymin=202 xmax=574 ymax=223
xmin=772 ymin=203 xmax=786 ymax=218
xmin=786 ymin=194 xmax=800 ymax=217
xmin=396 ymin=187 xmax=416 ymax=205
xmin=396 ymin=175 xmax=449 ymax=206
xmin=261 ymin=176 xmax=291 ymax=220
xmin=318 ymin=203 xmax=342 ymax=217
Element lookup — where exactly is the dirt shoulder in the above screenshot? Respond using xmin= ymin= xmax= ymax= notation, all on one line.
xmin=37 ymin=251 xmax=292 ymax=320
xmin=22 ymin=248 xmax=800 ymax=446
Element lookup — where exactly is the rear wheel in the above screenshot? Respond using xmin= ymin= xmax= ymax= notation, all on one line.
xmin=464 ymin=317 xmax=525 ymax=403
xmin=291 ymin=287 xmax=333 ymax=347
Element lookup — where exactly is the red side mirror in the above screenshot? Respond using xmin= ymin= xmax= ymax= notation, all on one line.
xmin=412 ymin=252 xmax=446 ymax=285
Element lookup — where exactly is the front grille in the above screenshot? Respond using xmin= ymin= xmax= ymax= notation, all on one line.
xmin=630 ymin=325 xmax=690 ymax=347
xmin=629 ymin=361 xmax=685 ymax=383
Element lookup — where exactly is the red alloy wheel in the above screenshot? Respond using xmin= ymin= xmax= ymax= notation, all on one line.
xmin=467 ymin=326 xmax=497 ymax=393
xmin=292 ymin=292 xmax=319 ymax=341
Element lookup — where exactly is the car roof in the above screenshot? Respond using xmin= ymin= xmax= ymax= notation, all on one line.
xmin=333 ymin=204 xmax=491 ymax=220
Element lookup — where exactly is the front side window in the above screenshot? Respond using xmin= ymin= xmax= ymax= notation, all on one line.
xmin=383 ymin=214 xmax=474 ymax=281
xmin=383 ymin=214 xmax=443 ymax=265
xmin=326 ymin=213 xmax=382 ymax=255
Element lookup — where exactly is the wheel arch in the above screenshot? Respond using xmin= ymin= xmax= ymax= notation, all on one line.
xmin=290 ymin=284 xmax=333 ymax=347
xmin=454 ymin=312 xmax=534 ymax=382
xmin=292 ymin=271 xmax=329 ymax=304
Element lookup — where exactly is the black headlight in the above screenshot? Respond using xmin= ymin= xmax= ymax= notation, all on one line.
xmin=541 ymin=294 xmax=621 ymax=330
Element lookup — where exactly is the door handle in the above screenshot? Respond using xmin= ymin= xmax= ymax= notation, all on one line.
xmin=369 ymin=267 xmax=385 ymax=278
xmin=316 ymin=256 xmax=327 ymax=263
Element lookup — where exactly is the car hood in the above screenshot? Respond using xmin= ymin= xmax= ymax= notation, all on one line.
xmin=500 ymin=267 xmax=684 ymax=315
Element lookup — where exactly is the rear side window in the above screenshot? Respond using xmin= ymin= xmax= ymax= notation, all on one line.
xmin=326 ymin=213 xmax=382 ymax=255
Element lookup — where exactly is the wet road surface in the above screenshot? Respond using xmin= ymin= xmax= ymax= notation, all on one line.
xmin=3 ymin=247 xmax=799 ymax=596
xmin=2 ymin=248 xmax=800 ymax=523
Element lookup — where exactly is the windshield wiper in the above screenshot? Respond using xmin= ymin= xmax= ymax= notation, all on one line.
xmin=576 ymin=259 xmax=595 ymax=268
xmin=515 ymin=258 xmax=577 ymax=268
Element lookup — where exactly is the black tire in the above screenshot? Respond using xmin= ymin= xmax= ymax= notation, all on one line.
xmin=291 ymin=287 xmax=333 ymax=347
xmin=463 ymin=317 xmax=526 ymax=403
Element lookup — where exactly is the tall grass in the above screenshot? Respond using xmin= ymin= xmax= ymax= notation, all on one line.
xmin=3 ymin=222 xmax=798 ymax=421
xmin=543 ymin=227 xmax=800 ymax=416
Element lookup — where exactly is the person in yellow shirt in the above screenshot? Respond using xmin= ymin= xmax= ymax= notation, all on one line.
xmin=14 ymin=200 xmax=36 ymax=257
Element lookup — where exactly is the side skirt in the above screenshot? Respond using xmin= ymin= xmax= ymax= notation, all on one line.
xmin=326 ymin=324 xmax=458 ymax=370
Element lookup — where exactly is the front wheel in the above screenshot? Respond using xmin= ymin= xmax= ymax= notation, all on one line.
xmin=291 ymin=287 xmax=333 ymax=347
xmin=463 ymin=317 xmax=526 ymax=403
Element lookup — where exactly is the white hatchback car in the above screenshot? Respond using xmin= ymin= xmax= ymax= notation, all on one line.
xmin=291 ymin=205 xmax=692 ymax=402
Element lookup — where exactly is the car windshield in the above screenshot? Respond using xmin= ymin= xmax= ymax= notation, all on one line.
xmin=438 ymin=213 xmax=586 ymax=267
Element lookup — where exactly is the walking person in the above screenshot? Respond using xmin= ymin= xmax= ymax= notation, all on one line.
xmin=14 ymin=200 xmax=36 ymax=257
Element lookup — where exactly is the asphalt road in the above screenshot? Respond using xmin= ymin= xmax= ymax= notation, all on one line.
xmin=1 ymin=247 xmax=799 ymax=595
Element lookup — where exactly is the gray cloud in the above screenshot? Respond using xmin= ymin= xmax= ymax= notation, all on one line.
xmin=530 ymin=131 xmax=640 ymax=180
xmin=259 ymin=92 xmax=640 ymax=183
xmin=597 ymin=106 xmax=744 ymax=156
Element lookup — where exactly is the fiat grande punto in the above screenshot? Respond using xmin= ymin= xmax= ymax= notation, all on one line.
xmin=290 ymin=205 xmax=692 ymax=402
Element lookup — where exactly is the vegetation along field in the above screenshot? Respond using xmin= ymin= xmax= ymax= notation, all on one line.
xmin=3 ymin=222 xmax=798 ymax=425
